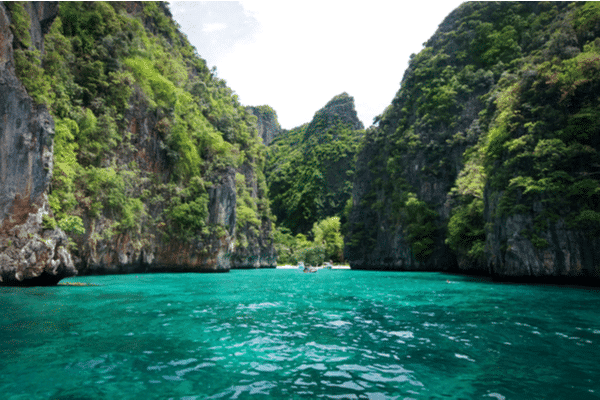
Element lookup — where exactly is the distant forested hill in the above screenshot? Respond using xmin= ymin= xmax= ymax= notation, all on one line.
xmin=262 ymin=93 xmax=363 ymax=264
xmin=266 ymin=93 xmax=364 ymax=236
xmin=345 ymin=1 xmax=600 ymax=281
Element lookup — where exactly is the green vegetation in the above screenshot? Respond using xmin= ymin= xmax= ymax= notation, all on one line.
xmin=265 ymin=93 xmax=363 ymax=264
xmin=402 ymin=194 xmax=438 ymax=261
xmin=273 ymin=216 xmax=343 ymax=265
xmin=266 ymin=93 xmax=363 ymax=235
xmin=249 ymin=105 xmax=280 ymax=128
xmin=6 ymin=2 xmax=53 ymax=106
xmin=475 ymin=6 xmax=600 ymax=242
xmin=166 ymin=176 xmax=209 ymax=240
xmin=348 ymin=2 xmax=600 ymax=269
xmin=42 ymin=215 xmax=58 ymax=230
xmin=9 ymin=0 xmax=600 ymax=271
xmin=446 ymin=146 xmax=487 ymax=263
xmin=312 ymin=217 xmax=344 ymax=262
xmin=7 ymin=2 xmax=272 ymax=261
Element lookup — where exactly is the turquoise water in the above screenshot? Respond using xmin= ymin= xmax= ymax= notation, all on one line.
xmin=1 ymin=270 xmax=599 ymax=399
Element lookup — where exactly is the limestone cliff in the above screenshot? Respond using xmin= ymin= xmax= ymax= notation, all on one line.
xmin=306 ymin=93 xmax=364 ymax=136
xmin=0 ymin=2 xmax=75 ymax=285
xmin=230 ymin=163 xmax=276 ymax=269
xmin=247 ymin=105 xmax=281 ymax=146
xmin=63 ymin=3 xmax=276 ymax=274
xmin=1 ymin=1 xmax=275 ymax=281
xmin=485 ymin=191 xmax=600 ymax=281
xmin=345 ymin=2 xmax=600 ymax=282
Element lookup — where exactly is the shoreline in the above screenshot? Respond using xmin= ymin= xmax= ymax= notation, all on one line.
xmin=276 ymin=265 xmax=351 ymax=270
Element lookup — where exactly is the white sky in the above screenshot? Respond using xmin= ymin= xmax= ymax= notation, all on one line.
xmin=169 ymin=1 xmax=464 ymax=130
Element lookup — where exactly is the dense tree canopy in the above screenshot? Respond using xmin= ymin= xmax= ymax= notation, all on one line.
xmin=266 ymin=93 xmax=363 ymax=236
xmin=7 ymin=1 xmax=272 ymax=261
xmin=346 ymin=1 xmax=600 ymax=272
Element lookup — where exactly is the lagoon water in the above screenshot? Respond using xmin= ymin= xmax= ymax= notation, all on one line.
xmin=1 ymin=269 xmax=599 ymax=399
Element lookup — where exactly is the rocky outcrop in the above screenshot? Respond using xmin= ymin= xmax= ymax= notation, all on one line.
xmin=265 ymin=93 xmax=365 ymax=235
xmin=247 ymin=105 xmax=281 ymax=146
xmin=0 ymin=2 xmax=76 ymax=285
xmin=64 ymin=4 xmax=275 ymax=274
xmin=0 ymin=198 xmax=75 ymax=285
xmin=305 ymin=92 xmax=363 ymax=139
xmin=230 ymin=163 xmax=276 ymax=269
xmin=345 ymin=47 xmax=488 ymax=272
xmin=76 ymin=170 xmax=238 ymax=275
xmin=345 ymin=2 xmax=600 ymax=283
xmin=21 ymin=2 xmax=59 ymax=54
xmin=73 ymin=102 xmax=275 ymax=275
xmin=485 ymin=193 xmax=600 ymax=282
xmin=1 ymin=2 xmax=276 ymax=280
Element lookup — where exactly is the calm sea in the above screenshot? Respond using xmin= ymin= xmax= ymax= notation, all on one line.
xmin=0 ymin=269 xmax=599 ymax=399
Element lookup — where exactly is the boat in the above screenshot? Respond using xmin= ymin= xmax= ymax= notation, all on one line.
xmin=297 ymin=261 xmax=317 ymax=273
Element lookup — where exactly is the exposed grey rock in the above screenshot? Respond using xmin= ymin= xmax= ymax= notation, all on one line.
xmin=0 ymin=198 xmax=75 ymax=285
xmin=0 ymin=2 xmax=76 ymax=286
xmin=22 ymin=2 xmax=59 ymax=54
xmin=485 ymin=191 xmax=600 ymax=280
xmin=247 ymin=106 xmax=281 ymax=146
xmin=0 ymin=2 xmax=277 ymax=278
xmin=345 ymin=3 xmax=600 ymax=282
xmin=306 ymin=93 xmax=364 ymax=139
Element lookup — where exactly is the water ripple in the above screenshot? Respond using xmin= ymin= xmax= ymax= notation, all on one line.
xmin=1 ymin=270 xmax=599 ymax=399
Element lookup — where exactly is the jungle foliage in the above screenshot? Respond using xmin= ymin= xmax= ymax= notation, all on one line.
xmin=9 ymin=1 xmax=600 ymax=269
xmin=347 ymin=1 xmax=600 ymax=266
xmin=7 ymin=1 xmax=270 ymax=253
xmin=274 ymin=216 xmax=344 ymax=265
xmin=266 ymin=93 xmax=364 ymax=236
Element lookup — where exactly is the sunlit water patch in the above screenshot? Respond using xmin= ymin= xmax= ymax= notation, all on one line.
xmin=1 ymin=270 xmax=599 ymax=399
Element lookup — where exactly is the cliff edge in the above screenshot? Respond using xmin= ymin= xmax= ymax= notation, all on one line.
xmin=345 ymin=2 xmax=600 ymax=282
xmin=0 ymin=2 xmax=75 ymax=285
xmin=1 ymin=2 xmax=276 ymax=282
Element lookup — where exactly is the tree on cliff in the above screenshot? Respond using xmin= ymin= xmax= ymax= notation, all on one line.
xmin=266 ymin=93 xmax=364 ymax=236
xmin=345 ymin=1 xmax=600 ymax=279
xmin=6 ymin=1 xmax=275 ymax=272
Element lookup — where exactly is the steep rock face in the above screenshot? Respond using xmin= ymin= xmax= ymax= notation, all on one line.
xmin=485 ymin=192 xmax=600 ymax=280
xmin=230 ymin=164 xmax=276 ymax=269
xmin=63 ymin=3 xmax=276 ymax=274
xmin=72 ymin=70 xmax=276 ymax=275
xmin=344 ymin=132 xmax=417 ymax=271
xmin=4 ymin=2 xmax=275 ymax=277
xmin=305 ymin=92 xmax=364 ymax=139
xmin=477 ymin=2 xmax=600 ymax=281
xmin=21 ymin=2 xmax=58 ymax=55
xmin=346 ymin=2 xmax=600 ymax=282
xmin=345 ymin=6 xmax=492 ymax=271
xmin=0 ymin=2 xmax=75 ymax=285
xmin=247 ymin=105 xmax=281 ymax=146
xmin=74 ymin=92 xmax=240 ymax=274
